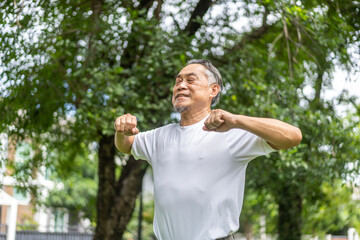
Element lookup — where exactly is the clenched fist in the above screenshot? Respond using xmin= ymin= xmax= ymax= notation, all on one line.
xmin=203 ymin=109 xmax=236 ymax=132
xmin=114 ymin=113 xmax=139 ymax=136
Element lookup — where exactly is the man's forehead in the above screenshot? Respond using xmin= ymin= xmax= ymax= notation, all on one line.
xmin=177 ymin=64 xmax=206 ymax=76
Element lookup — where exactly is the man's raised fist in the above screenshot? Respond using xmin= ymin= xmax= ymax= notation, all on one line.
xmin=114 ymin=113 xmax=139 ymax=136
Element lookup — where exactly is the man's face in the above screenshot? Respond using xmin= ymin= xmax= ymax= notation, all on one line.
xmin=172 ymin=64 xmax=216 ymax=113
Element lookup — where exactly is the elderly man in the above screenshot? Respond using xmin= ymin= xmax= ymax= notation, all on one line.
xmin=114 ymin=59 xmax=302 ymax=240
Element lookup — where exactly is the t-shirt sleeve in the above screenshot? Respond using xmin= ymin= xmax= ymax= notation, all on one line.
xmin=225 ymin=128 xmax=276 ymax=162
xmin=130 ymin=129 xmax=157 ymax=165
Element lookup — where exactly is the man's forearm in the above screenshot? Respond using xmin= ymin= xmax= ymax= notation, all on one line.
xmin=233 ymin=115 xmax=302 ymax=150
xmin=114 ymin=131 xmax=135 ymax=154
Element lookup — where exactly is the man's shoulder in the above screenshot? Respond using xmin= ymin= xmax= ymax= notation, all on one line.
xmin=155 ymin=122 xmax=178 ymax=133
xmin=142 ymin=123 xmax=178 ymax=135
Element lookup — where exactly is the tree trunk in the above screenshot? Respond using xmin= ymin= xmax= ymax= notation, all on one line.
xmin=109 ymin=156 xmax=148 ymax=239
xmin=94 ymin=134 xmax=116 ymax=240
xmin=243 ymin=220 xmax=253 ymax=240
xmin=277 ymin=182 xmax=302 ymax=240
xmin=93 ymin=134 xmax=148 ymax=240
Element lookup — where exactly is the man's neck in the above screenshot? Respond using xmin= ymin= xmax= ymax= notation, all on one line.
xmin=180 ymin=108 xmax=211 ymax=126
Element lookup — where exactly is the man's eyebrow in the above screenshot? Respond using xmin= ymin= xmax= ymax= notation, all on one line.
xmin=175 ymin=73 xmax=200 ymax=79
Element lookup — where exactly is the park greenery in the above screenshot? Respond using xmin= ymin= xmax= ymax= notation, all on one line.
xmin=1 ymin=0 xmax=360 ymax=240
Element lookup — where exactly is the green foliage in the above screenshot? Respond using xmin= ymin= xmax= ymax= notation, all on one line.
xmin=43 ymin=142 xmax=98 ymax=224
xmin=240 ymin=188 xmax=278 ymax=236
xmin=302 ymin=180 xmax=360 ymax=236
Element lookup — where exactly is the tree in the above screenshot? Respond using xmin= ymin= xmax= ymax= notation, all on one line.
xmin=1 ymin=0 xmax=359 ymax=240
xmin=211 ymin=2 xmax=360 ymax=239
xmin=0 ymin=0 xmax=211 ymax=239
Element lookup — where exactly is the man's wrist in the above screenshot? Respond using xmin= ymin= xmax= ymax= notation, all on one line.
xmin=115 ymin=130 xmax=128 ymax=138
xmin=231 ymin=114 xmax=247 ymax=130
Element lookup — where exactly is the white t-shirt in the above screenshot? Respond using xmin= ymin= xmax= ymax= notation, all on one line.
xmin=131 ymin=116 xmax=275 ymax=240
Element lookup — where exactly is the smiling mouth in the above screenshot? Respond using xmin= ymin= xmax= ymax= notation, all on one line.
xmin=175 ymin=94 xmax=190 ymax=99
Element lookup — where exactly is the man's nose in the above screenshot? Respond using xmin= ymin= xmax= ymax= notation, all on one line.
xmin=177 ymin=80 xmax=188 ymax=90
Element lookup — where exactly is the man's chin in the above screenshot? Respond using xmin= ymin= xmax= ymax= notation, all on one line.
xmin=173 ymin=105 xmax=190 ymax=113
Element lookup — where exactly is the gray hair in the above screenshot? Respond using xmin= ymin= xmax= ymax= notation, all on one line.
xmin=186 ymin=59 xmax=223 ymax=106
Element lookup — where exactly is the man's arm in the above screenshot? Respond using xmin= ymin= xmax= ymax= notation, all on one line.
xmin=203 ymin=109 xmax=302 ymax=150
xmin=114 ymin=113 xmax=139 ymax=154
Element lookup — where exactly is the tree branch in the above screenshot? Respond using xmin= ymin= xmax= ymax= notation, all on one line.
xmin=233 ymin=8 xmax=270 ymax=51
xmin=70 ymin=0 xmax=103 ymax=108
xmin=137 ymin=0 xmax=154 ymax=10
xmin=349 ymin=98 xmax=360 ymax=116
xmin=154 ymin=0 xmax=163 ymax=21
xmin=14 ymin=0 xmax=24 ymax=28
xmin=184 ymin=0 xmax=213 ymax=36
xmin=120 ymin=0 xmax=156 ymax=69
xmin=283 ymin=15 xmax=293 ymax=79
xmin=310 ymin=70 xmax=324 ymax=110
xmin=268 ymin=32 xmax=284 ymax=62
xmin=84 ymin=0 xmax=103 ymax=68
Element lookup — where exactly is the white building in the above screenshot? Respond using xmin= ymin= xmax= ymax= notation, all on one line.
xmin=0 ymin=133 xmax=83 ymax=233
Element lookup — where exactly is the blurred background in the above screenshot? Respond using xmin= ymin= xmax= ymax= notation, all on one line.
xmin=0 ymin=0 xmax=359 ymax=240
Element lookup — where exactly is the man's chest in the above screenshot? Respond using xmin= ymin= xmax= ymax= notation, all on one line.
xmin=152 ymin=130 xmax=238 ymax=179
xmin=158 ymin=130 xmax=228 ymax=161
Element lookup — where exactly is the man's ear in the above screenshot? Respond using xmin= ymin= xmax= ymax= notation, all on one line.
xmin=210 ymin=84 xmax=220 ymax=98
